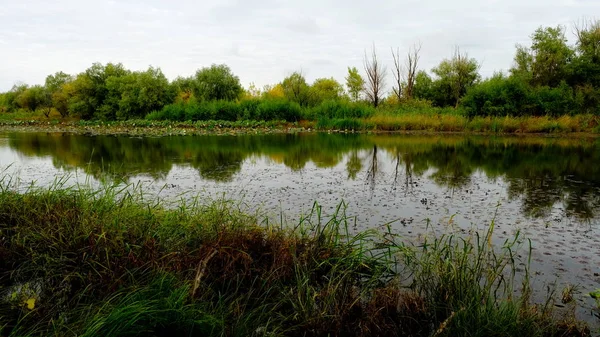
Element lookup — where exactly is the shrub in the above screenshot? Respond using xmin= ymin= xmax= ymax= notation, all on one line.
xmin=309 ymin=100 xmax=375 ymax=120
xmin=256 ymin=99 xmax=302 ymax=121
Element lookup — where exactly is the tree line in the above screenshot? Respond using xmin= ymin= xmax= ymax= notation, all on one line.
xmin=1 ymin=21 xmax=599 ymax=121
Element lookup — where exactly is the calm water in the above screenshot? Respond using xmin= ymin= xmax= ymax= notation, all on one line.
xmin=1 ymin=131 xmax=599 ymax=322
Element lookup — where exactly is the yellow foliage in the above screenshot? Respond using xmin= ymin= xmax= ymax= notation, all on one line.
xmin=25 ymin=298 xmax=36 ymax=310
xmin=263 ymin=84 xmax=285 ymax=99
xmin=243 ymin=82 xmax=262 ymax=99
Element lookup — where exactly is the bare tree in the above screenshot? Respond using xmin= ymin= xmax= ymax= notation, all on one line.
xmin=404 ymin=42 xmax=422 ymax=100
xmin=391 ymin=47 xmax=403 ymax=103
xmin=363 ymin=45 xmax=387 ymax=107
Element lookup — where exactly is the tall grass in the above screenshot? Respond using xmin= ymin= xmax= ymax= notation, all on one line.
xmin=0 ymin=180 xmax=591 ymax=336
xmin=146 ymin=98 xmax=303 ymax=122
xmin=314 ymin=113 xmax=600 ymax=134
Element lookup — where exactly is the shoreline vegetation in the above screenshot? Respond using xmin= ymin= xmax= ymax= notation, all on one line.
xmin=0 ymin=115 xmax=599 ymax=136
xmin=2 ymin=22 xmax=600 ymax=135
xmin=0 ymin=181 xmax=596 ymax=336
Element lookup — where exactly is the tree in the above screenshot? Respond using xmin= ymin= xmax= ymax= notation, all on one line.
xmin=363 ymin=45 xmax=387 ymax=107
xmin=311 ymin=77 xmax=344 ymax=103
xmin=281 ymin=72 xmax=311 ymax=106
xmin=404 ymin=43 xmax=422 ymax=100
xmin=432 ymin=48 xmax=480 ymax=108
xmin=413 ymin=71 xmax=434 ymax=101
xmin=461 ymin=72 xmax=532 ymax=117
xmin=193 ymin=64 xmax=243 ymax=101
xmin=345 ymin=67 xmax=364 ymax=102
xmin=52 ymin=82 xmax=75 ymax=117
xmin=16 ymin=85 xmax=46 ymax=112
xmin=115 ymin=67 xmax=174 ymax=119
xmin=571 ymin=20 xmax=600 ymax=88
xmin=511 ymin=26 xmax=574 ymax=87
xmin=244 ymin=82 xmax=262 ymax=99
xmin=45 ymin=71 xmax=73 ymax=118
xmin=575 ymin=20 xmax=600 ymax=60
xmin=171 ymin=76 xmax=196 ymax=102
xmin=66 ymin=63 xmax=130 ymax=119
xmin=1 ymin=83 xmax=28 ymax=112
xmin=262 ymin=84 xmax=285 ymax=99
xmin=45 ymin=71 xmax=72 ymax=93
xmin=391 ymin=47 xmax=403 ymax=103
xmin=391 ymin=43 xmax=421 ymax=102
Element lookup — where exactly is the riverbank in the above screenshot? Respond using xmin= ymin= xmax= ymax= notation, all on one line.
xmin=0 ymin=182 xmax=594 ymax=336
xmin=0 ymin=113 xmax=599 ymax=136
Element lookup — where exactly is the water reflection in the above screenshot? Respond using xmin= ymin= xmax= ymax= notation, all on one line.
xmin=3 ymin=132 xmax=600 ymax=221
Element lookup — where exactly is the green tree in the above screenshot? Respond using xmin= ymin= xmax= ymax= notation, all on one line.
xmin=67 ymin=63 xmax=130 ymax=119
xmin=170 ymin=76 xmax=196 ymax=102
xmin=1 ymin=84 xmax=28 ymax=112
xmin=461 ymin=72 xmax=532 ymax=117
xmin=345 ymin=67 xmax=365 ymax=101
xmin=45 ymin=71 xmax=73 ymax=118
xmin=193 ymin=64 xmax=243 ymax=101
xmin=511 ymin=26 xmax=574 ymax=87
xmin=311 ymin=77 xmax=344 ymax=104
xmin=115 ymin=67 xmax=174 ymax=119
xmin=52 ymin=82 xmax=75 ymax=117
xmin=16 ymin=85 xmax=47 ymax=112
xmin=45 ymin=71 xmax=72 ymax=93
xmin=570 ymin=21 xmax=600 ymax=88
xmin=413 ymin=70 xmax=434 ymax=101
xmin=281 ymin=72 xmax=312 ymax=106
xmin=432 ymin=48 xmax=480 ymax=107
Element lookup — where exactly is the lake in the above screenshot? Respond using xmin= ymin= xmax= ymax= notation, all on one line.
xmin=1 ymin=131 xmax=599 ymax=323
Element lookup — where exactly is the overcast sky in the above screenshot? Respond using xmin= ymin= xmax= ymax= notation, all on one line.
xmin=0 ymin=0 xmax=598 ymax=92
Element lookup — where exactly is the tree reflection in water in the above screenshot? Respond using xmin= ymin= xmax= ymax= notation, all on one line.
xmin=5 ymin=132 xmax=600 ymax=221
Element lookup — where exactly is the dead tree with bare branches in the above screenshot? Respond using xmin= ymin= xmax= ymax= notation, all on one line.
xmin=404 ymin=42 xmax=422 ymax=100
xmin=363 ymin=45 xmax=387 ymax=107
xmin=391 ymin=47 xmax=403 ymax=103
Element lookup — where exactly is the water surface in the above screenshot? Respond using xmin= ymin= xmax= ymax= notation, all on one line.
xmin=1 ymin=131 xmax=599 ymax=323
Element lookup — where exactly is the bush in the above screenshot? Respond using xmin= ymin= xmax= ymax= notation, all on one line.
xmin=532 ymin=81 xmax=576 ymax=116
xmin=147 ymin=98 xmax=303 ymax=122
xmin=316 ymin=117 xmax=364 ymax=130
xmin=256 ymin=99 xmax=302 ymax=121
xmin=309 ymin=100 xmax=375 ymax=120
xmin=462 ymin=74 xmax=531 ymax=118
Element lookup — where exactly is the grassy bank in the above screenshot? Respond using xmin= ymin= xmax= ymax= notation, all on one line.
xmin=0 ymin=180 xmax=593 ymax=336
xmin=318 ymin=113 xmax=600 ymax=134
xmin=2 ymin=110 xmax=599 ymax=135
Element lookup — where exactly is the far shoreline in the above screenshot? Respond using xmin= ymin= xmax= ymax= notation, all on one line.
xmin=1 ymin=117 xmax=599 ymax=138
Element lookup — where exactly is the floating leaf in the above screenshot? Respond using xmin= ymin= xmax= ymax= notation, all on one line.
xmin=25 ymin=298 xmax=36 ymax=310
xmin=590 ymin=289 xmax=600 ymax=299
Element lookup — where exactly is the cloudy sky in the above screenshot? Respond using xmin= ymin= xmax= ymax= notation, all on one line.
xmin=0 ymin=0 xmax=598 ymax=92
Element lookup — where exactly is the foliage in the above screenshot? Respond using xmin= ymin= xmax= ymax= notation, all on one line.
xmin=281 ymin=72 xmax=312 ymax=106
xmin=431 ymin=48 xmax=480 ymax=108
xmin=512 ymin=26 xmax=574 ymax=87
xmin=308 ymin=99 xmax=375 ymax=120
xmin=147 ymin=98 xmax=302 ymax=122
xmin=462 ymin=73 xmax=532 ymax=117
xmin=345 ymin=67 xmax=365 ymax=102
xmin=192 ymin=64 xmax=243 ymax=101
xmin=311 ymin=77 xmax=345 ymax=104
